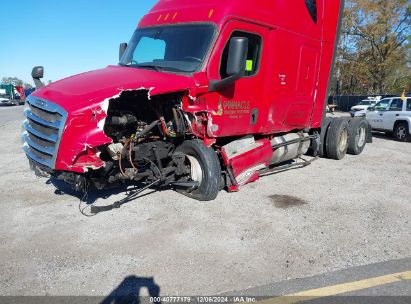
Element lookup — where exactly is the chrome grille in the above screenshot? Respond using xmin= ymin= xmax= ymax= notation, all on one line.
xmin=27 ymin=118 xmax=59 ymax=136
xmin=27 ymin=133 xmax=55 ymax=149
xmin=28 ymin=103 xmax=63 ymax=122
xmin=22 ymin=96 xmax=67 ymax=169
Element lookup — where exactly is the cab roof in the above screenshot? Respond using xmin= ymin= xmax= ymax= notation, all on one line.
xmin=139 ymin=0 xmax=342 ymax=43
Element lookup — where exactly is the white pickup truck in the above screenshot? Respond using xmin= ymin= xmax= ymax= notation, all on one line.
xmin=350 ymin=99 xmax=377 ymax=117
xmin=366 ymin=97 xmax=411 ymax=141
xmin=0 ymin=89 xmax=11 ymax=105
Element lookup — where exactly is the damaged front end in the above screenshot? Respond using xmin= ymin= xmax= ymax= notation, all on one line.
xmin=22 ymin=89 xmax=201 ymax=194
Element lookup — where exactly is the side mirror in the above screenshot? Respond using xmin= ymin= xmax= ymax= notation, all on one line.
xmin=32 ymin=66 xmax=44 ymax=79
xmin=226 ymin=37 xmax=248 ymax=76
xmin=31 ymin=66 xmax=45 ymax=89
xmin=119 ymin=42 xmax=128 ymax=61
xmin=209 ymin=37 xmax=249 ymax=91
xmin=368 ymin=107 xmax=375 ymax=112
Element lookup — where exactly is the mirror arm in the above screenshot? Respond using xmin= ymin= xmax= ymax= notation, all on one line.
xmin=209 ymin=74 xmax=241 ymax=92
xmin=33 ymin=78 xmax=44 ymax=89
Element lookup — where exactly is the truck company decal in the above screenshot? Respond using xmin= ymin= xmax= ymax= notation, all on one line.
xmin=213 ymin=97 xmax=251 ymax=117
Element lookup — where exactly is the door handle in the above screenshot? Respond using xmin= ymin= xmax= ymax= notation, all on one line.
xmin=396 ymin=114 xmax=400 ymax=116
xmin=379 ymin=114 xmax=383 ymax=116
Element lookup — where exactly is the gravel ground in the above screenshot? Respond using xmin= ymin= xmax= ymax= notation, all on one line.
xmin=0 ymin=104 xmax=24 ymax=127
xmin=0 ymin=114 xmax=410 ymax=297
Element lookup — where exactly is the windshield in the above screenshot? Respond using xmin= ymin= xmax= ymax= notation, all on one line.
xmin=119 ymin=24 xmax=215 ymax=73
xmin=358 ymin=100 xmax=371 ymax=105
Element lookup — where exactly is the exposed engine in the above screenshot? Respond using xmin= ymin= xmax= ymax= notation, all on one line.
xmin=78 ymin=90 xmax=193 ymax=191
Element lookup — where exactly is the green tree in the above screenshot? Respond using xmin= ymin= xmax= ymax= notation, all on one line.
xmin=2 ymin=77 xmax=24 ymax=86
xmin=332 ymin=0 xmax=411 ymax=95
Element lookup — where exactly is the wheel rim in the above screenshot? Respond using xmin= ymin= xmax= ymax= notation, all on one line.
xmin=396 ymin=126 xmax=406 ymax=139
xmin=338 ymin=129 xmax=348 ymax=153
xmin=357 ymin=126 xmax=366 ymax=147
xmin=186 ymin=155 xmax=203 ymax=184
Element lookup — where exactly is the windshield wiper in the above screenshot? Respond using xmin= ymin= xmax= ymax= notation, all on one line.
xmin=120 ymin=63 xmax=191 ymax=73
xmin=135 ymin=64 xmax=162 ymax=72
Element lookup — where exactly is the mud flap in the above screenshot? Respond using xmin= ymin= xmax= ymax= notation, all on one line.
xmin=366 ymin=122 xmax=373 ymax=143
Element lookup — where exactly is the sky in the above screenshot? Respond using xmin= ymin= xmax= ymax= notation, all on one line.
xmin=0 ymin=0 xmax=157 ymax=85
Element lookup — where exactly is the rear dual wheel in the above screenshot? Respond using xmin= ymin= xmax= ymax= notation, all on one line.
xmin=326 ymin=118 xmax=349 ymax=160
xmin=321 ymin=117 xmax=368 ymax=160
xmin=347 ymin=118 xmax=368 ymax=155
xmin=319 ymin=117 xmax=333 ymax=158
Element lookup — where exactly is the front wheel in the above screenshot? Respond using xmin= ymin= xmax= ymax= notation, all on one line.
xmin=174 ymin=140 xmax=221 ymax=201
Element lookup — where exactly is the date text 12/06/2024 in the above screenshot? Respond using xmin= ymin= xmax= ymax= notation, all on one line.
xmin=149 ymin=296 xmax=257 ymax=303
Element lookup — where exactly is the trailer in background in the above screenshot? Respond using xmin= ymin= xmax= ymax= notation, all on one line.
xmin=14 ymin=86 xmax=26 ymax=105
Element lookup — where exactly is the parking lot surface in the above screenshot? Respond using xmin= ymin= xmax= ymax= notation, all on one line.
xmin=0 ymin=106 xmax=410 ymax=298
xmin=0 ymin=104 xmax=24 ymax=127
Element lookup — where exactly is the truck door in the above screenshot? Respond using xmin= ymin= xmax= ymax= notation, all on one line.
xmin=367 ymin=99 xmax=391 ymax=130
xmin=205 ymin=21 xmax=269 ymax=137
xmin=381 ymin=98 xmax=404 ymax=131
xmin=266 ymin=25 xmax=321 ymax=132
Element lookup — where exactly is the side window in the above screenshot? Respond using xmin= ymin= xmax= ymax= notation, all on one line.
xmin=220 ymin=31 xmax=262 ymax=78
xmin=375 ymin=99 xmax=390 ymax=110
xmin=407 ymin=99 xmax=411 ymax=111
xmin=389 ymin=98 xmax=403 ymax=111
xmin=304 ymin=0 xmax=318 ymax=23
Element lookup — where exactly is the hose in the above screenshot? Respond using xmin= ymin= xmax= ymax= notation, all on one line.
xmin=119 ymin=138 xmax=131 ymax=178
xmin=128 ymin=136 xmax=138 ymax=171
xmin=118 ymin=116 xmax=179 ymax=179
xmin=119 ymin=119 xmax=161 ymax=178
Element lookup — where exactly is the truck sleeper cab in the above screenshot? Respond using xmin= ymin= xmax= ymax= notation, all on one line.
xmin=22 ymin=0 xmax=370 ymax=201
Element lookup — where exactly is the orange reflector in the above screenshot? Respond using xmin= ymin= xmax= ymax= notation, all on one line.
xmin=208 ymin=9 xmax=214 ymax=19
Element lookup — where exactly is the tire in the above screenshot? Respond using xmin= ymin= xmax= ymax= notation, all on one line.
xmin=319 ymin=117 xmax=333 ymax=158
xmin=326 ymin=118 xmax=349 ymax=160
xmin=174 ymin=140 xmax=221 ymax=201
xmin=394 ymin=122 xmax=410 ymax=142
xmin=347 ymin=118 xmax=368 ymax=155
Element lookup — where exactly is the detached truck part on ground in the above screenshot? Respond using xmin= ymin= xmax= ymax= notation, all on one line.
xmin=22 ymin=0 xmax=371 ymax=201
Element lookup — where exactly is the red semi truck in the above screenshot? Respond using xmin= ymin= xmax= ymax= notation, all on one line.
xmin=22 ymin=0 xmax=371 ymax=201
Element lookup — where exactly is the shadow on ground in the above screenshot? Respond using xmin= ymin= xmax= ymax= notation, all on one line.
xmin=372 ymin=131 xmax=411 ymax=142
xmin=101 ymin=276 xmax=161 ymax=304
